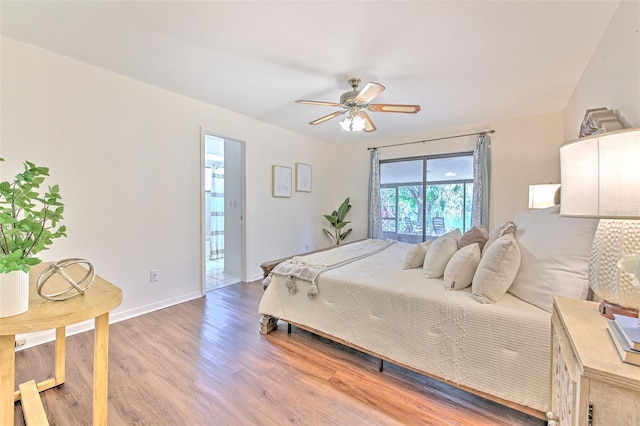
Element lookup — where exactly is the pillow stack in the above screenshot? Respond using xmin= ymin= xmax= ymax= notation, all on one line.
xmin=403 ymin=205 xmax=598 ymax=310
xmin=403 ymin=221 xmax=528 ymax=305
xmin=420 ymin=226 xmax=492 ymax=291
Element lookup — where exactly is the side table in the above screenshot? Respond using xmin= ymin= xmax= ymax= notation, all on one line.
xmin=0 ymin=263 xmax=122 ymax=426
xmin=549 ymin=296 xmax=640 ymax=425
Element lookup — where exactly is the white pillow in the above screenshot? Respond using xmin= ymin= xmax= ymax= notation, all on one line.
xmin=444 ymin=243 xmax=481 ymax=290
xmin=508 ymin=209 xmax=598 ymax=312
xmin=423 ymin=236 xmax=459 ymax=279
xmin=442 ymin=228 xmax=462 ymax=244
xmin=483 ymin=221 xmax=517 ymax=255
xmin=403 ymin=240 xmax=432 ymax=269
xmin=530 ymin=204 xmax=561 ymax=215
xmin=472 ymin=234 xmax=521 ymax=304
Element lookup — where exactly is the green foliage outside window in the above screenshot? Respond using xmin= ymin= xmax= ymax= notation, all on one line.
xmin=381 ymin=182 xmax=473 ymax=239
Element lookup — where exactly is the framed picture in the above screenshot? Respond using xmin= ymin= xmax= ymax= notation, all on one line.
xmin=296 ymin=163 xmax=312 ymax=192
xmin=272 ymin=165 xmax=292 ymax=197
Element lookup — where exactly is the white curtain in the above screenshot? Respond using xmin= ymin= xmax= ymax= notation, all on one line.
xmin=368 ymin=149 xmax=382 ymax=239
xmin=472 ymin=135 xmax=492 ymax=230
xmin=209 ymin=167 xmax=225 ymax=260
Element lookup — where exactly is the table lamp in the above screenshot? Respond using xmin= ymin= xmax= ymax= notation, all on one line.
xmin=528 ymin=183 xmax=561 ymax=209
xmin=560 ymin=128 xmax=640 ymax=319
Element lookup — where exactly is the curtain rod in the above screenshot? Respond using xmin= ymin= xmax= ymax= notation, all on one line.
xmin=367 ymin=129 xmax=495 ymax=150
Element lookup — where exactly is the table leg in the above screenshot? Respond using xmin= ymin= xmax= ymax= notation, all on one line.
xmin=93 ymin=313 xmax=109 ymax=426
xmin=55 ymin=326 xmax=66 ymax=385
xmin=0 ymin=334 xmax=16 ymax=426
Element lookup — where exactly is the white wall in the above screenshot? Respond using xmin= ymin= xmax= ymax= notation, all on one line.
xmin=563 ymin=1 xmax=640 ymax=140
xmin=0 ymin=37 xmax=337 ymax=333
xmin=489 ymin=113 xmax=564 ymax=226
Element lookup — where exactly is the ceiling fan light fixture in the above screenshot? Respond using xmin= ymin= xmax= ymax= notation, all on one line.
xmin=340 ymin=113 xmax=366 ymax=132
xmin=296 ymin=77 xmax=421 ymax=133
xmin=352 ymin=114 xmax=366 ymax=132
xmin=339 ymin=117 xmax=351 ymax=131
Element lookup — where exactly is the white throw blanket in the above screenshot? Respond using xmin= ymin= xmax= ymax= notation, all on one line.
xmin=263 ymin=239 xmax=395 ymax=297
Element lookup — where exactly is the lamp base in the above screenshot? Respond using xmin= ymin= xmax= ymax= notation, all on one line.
xmin=598 ymin=300 xmax=639 ymax=320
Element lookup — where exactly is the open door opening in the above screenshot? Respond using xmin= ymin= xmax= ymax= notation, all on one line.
xmin=202 ymin=133 xmax=245 ymax=292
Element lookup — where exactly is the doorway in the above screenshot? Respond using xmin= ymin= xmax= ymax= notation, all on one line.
xmin=202 ymin=132 xmax=246 ymax=292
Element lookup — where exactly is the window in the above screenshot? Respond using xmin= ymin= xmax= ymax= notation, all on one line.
xmin=380 ymin=153 xmax=473 ymax=243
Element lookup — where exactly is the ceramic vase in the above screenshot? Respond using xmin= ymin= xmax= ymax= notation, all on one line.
xmin=0 ymin=270 xmax=29 ymax=318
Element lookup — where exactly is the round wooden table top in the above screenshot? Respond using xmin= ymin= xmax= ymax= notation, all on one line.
xmin=0 ymin=263 xmax=122 ymax=335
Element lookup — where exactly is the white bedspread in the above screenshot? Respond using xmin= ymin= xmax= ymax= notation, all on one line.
xmin=258 ymin=241 xmax=551 ymax=413
xmin=265 ymin=239 xmax=395 ymax=297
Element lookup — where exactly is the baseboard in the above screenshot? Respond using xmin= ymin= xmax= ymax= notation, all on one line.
xmin=249 ymin=272 xmax=265 ymax=282
xmin=15 ymin=291 xmax=203 ymax=351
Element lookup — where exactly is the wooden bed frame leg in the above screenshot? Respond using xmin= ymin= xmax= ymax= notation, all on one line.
xmin=288 ymin=323 xmax=292 ymax=334
xmin=259 ymin=315 xmax=278 ymax=335
xmin=378 ymin=359 xmax=384 ymax=373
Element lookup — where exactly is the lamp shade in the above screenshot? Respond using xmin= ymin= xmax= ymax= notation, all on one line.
xmin=528 ymin=184 xmax=560 ymax=209
xmin=560 ymin=128 xmax=640 ymax=219
xmin=559 ymin=128 xmax=640 ymax=314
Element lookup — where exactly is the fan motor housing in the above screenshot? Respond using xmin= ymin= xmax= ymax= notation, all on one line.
xmin=340 ymin=90 xmax=361 ymax=107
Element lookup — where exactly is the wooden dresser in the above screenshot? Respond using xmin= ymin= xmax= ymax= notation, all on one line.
xmin=549 ymin=296 xmax=640 ymax=425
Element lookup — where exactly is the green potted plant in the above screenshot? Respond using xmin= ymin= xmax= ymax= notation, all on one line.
xmin=323 ymin=197 xmax=352 ymax=245
xmin=0 ymin=159 xmax=66 ymax=317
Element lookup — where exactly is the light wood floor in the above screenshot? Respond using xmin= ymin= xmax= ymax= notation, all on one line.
xmin=13 ymin=281 xmax=546 ymax=425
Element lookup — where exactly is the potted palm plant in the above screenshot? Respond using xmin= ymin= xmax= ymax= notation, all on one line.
xmin=323 ymin=197 xmax=352 ymax=245
xmin=0 ymin=159 xmax=66 ymax=317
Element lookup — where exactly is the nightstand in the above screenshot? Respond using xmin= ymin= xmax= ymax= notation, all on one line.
xmin=548 ymin=296 xmax=640 ymax=425
xmin=0 ymin=263 xmax=122 ymax=426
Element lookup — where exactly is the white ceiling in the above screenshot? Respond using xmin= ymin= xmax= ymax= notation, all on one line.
xmin=0 ymin=1 xmax=621 ymax=145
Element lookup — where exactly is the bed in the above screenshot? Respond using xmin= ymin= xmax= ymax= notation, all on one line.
xmin=258 ymin=207 xmax=599 ymax=419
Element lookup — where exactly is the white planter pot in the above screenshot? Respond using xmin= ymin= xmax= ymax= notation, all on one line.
xmin=0 ymin=270 xmax=30 ymax=318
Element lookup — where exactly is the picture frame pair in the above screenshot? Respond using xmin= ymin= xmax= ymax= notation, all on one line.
xmin=272 ymin=163 xmax=311 ymax=197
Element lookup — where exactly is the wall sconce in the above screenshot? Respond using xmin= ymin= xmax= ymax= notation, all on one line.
xmin=560 ymin=128 xmax=640 ymax=318
xmin=528 ymin=183 xmax=561 ymax=209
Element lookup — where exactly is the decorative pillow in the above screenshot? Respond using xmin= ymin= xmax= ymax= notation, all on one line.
xmin=508 ymin=209 xmax=598 ymax=312
xmin=483 ymin=221 xmax=517 ymax=255
xmin=459 ymin=226 xmax=489 ymax=251
xmin=442 ymin=228 xmax=462 ymax=244
xmin=403 ymin=240 xmax=432 ymax=269
xmin=472 ymin=234 xmax=521 ymax=304
xmin=444 ymin=243 xmax=481 ymax=290
xmin=423 ymin=236 xmax=459 ymax=279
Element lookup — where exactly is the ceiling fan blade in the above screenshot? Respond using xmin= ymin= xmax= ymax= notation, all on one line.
xmin=354 ymin=82 xmax=385 ymax=104
xmin=368 ymin=104 xmax=421 ymax=114
xmin=296 ymin=100 xmax=340 ymax=107
xmin=309 ymin=110 xmax=346 ymax=125
xmin=360 ymin=112 xmax=377 ymax=132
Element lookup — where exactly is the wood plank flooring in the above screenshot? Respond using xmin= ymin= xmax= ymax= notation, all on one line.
xmin=12 ymin=281 xmax=546 ymax=425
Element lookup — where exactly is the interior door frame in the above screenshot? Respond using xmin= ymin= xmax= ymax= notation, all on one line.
xmin=200 ymin=127 xmax=247 ymax=294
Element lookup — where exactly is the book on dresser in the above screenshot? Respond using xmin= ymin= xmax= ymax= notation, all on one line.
xmin=607 ymin=319 xmax=640 ymax=366
xmin=612 ymin=314 xmax=640 ymax=350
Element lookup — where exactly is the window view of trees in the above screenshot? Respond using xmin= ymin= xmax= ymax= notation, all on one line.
xmin=380 ymin=154 xmax=473 ymax=243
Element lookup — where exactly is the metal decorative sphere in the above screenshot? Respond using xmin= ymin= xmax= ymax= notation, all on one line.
xmin=36 ymin=258 xmax=96 ymax=301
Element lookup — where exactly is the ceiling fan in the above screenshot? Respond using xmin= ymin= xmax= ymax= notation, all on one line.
xmin=295 ymin=77 xmax=421 ymax=132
